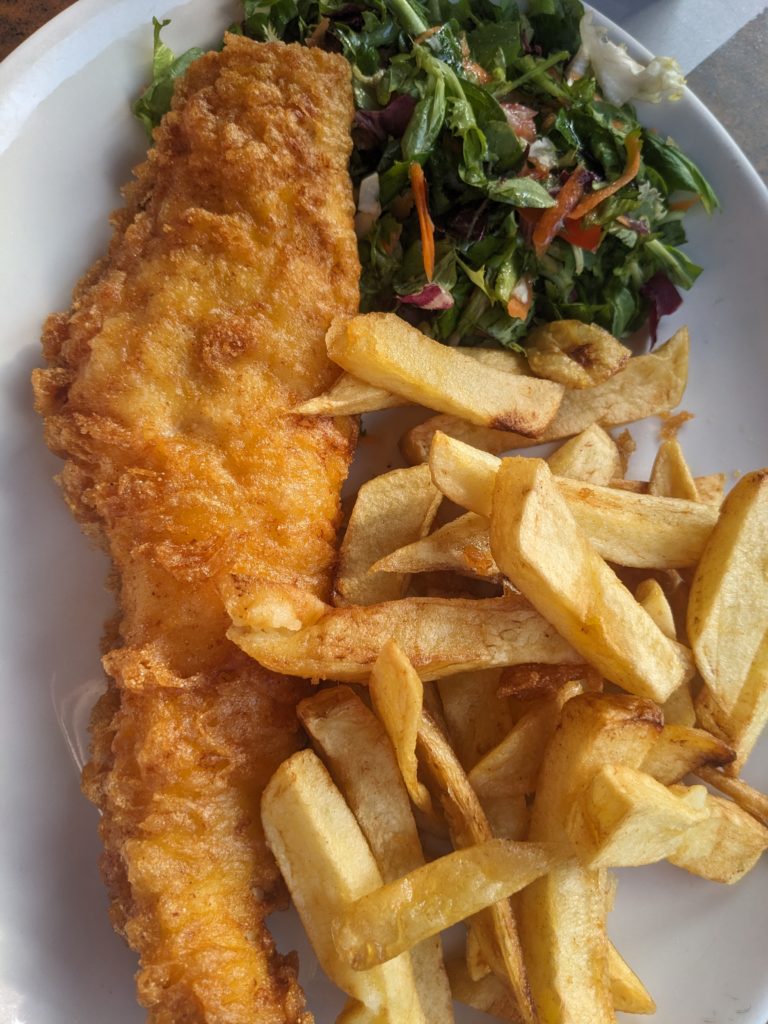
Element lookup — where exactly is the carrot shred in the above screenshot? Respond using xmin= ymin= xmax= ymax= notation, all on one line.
xmin=531 ymin=168 xmax=587 ymax=259
xmin=570 ymin=130 xmax=643 ymax=219
xmin=409 ymin=162 xmax=435 ymax=282
xmin=669 ymin=195 xmax=701 ymax=212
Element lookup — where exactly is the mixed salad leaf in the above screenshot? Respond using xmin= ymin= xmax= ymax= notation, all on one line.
xmin=135 ymin=0 xmax=718 ymax=347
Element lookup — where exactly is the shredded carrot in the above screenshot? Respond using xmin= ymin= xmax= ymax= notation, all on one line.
xmin=532 ymin=168 xmax=586 ymax=259
xmin=669 ymin=195 xmax=701 ymax=212
xmin=409 ymin=162 xmax=435 ymax=282
xmin=414 ymin=25 xmax=442 ymax=44
xmin=463 ymin=58 xmax=493 ymax=83
xmin=507 ymin=277 xmax=532 ymax=320
xmin=570 ymin=130 xmax=642 ymax=219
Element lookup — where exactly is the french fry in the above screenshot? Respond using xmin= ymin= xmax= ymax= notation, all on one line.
xmin=417 ymin=711 xmax=538 ymax=1024
xmin=297 ymin=688 xmax=453 ymax=1023
xmin=375 ymin=429 xmax=624 ymax=583
xmin=649 ymin=438 xmax=699 ymax=501
xmin=570 ymin=763 xmax=709 ymax=868
xmin=436 ymin=669 xmax=517 ymax=770
xmin=695 ymin=767 xmax=768 ymax=828
xmin=666 ymin=789 xmax=768 ymax=883
xmin=333 ymin=839 xmax=561 ymax=969
xmin=296 ymin=373 xmax=404 ymax=416
xmin=334 ymin=465 xmax=442 ymax=606
xmin=546 ymin=424 xmax=623 ymax=485
xmin=327 ymin=313 xmax=564 ymax=434
xmin=371 ymin=512 xmax=500 ymax=583
xmin=445 ymin=955 xmax=522 ymax=1022
xmin=525 ymin=320 xmax=631 ymax=389
xmin=479 ymin=792 xmax=531 ymax=842
xmin=401 ymin=327 xmax=689 ymax=462
xmin=297 ymin=347 xmax=529 ymax=416
xmin=261 ymin=750 xmax=426 ymax=1023
xmin=370 ymin=640 xmax=432 ymax=812
xmin=498 ymin=664 xmax=602 ymax=700
xmin=489 ymin=458 xmax=693 ymax=702
xmin=469 ymin=681 xmax=583 ymax=800
xmin=635 ymin=577 xmax=696 ymax=727
xmin=688 ymin=469 xmax=768 ymax=772
xmin=429 ymin=432 xmax=717 ymax=570
xmin=519 ymin=693 xmax=662 ymax=1024
xmin=635 ymin=578 xmax=676 ymax=639
xmin=226 ymin=589 xmax=582 ymax=683
xmin=640 ymin=723 xmax=735 ymax=785
xmin=607 ymin=945 xmax=656 ymax=1015
xmin=611 ymin=473 xmax=725 ymax=505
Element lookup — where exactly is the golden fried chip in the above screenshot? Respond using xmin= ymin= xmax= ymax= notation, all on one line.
xmin=327 ymin=313 xmax=563 ymax=434
xmin=261 ymin=750 xmax=426 ymax=1022
xmin=489 ymin=458 xmax=693 ymax=702
xmin=226 ymin=589 xmax=581 ymax=683
xmin=429 ymin=432 xmax=717 ymax=570
xmin=525 ymin=320 xmax=631 ymax=389
xmin=688 ymin=469 xmax=768 ymax=772
xmin=401 ymin=327 xmax=689 ymax=462
xmin=298 ymin=688 xmax=453 ymax=1023
xmin=370 ymin=639 xmax=432 ymax=812
xmin=332 ymin=839 xmax=561 ymax=969
xmin=334 ymin=464 xmax=441 ymax=606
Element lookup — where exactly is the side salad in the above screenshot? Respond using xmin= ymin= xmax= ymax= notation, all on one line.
xmin=136 ymin=0 xmax=717 ymax=348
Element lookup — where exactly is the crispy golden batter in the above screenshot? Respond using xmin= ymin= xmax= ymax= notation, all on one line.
xmin=33 ymin=36 xmax=359 ymax=1023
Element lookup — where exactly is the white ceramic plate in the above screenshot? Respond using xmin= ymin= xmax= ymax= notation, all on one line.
xmin=0 ymin=3 xmax=766 ymax=1023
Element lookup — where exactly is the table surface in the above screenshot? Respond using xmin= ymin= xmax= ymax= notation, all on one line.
xmin=1 ymin=0 xmax=766 ymax=184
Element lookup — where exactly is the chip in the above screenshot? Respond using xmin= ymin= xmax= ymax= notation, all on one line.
xmin=334 ymin=464 xmax=441 ymax=606
xmin=327 ymin=313 xmax=563 ymax=434
xmin=401 ymin=327 xmax=689 ymax=462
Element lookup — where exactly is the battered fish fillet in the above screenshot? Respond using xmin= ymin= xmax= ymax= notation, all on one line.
xmin=32 ymin=36 xmax=359 ymax=1024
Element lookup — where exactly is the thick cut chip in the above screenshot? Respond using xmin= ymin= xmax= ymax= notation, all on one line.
xmin=372 ymin=512 xmax=500 ymax=583
xmin=334 ymin=464 xmax=441 ymax=606
xmin=333 ymin=839 xmax=561 ymax=969
xmin=635 ymin=578 xmax=696 ymax=726
xmin=571 ymin=763 xmax=709 ymax=868
xmin=227 ymin=590 xmax=582 ymax=683
xmin=489 ymin=458 xmax=693 ymax=702
xmin=498 ymin=664 xmax=602 ymax=700
xmin=519 ymin=693 xmax=662 ymax=1024
xmin=635 ymin=578 xmax=676 ymax=639
xmin=401 ymin=328 xmax=689 ymax=462
xmin=296 ymin=373 xmax=405 ymax=416
xmin=377 ymin=427 xmax=624 ymax=583
xmin=429 ymin=432 xmax=716 ymax=570
xmin=525 ymin=321 xmax=631 ymax=389
xmin=327 ymin=313 xmax=563 ymax=434
xmin=370 ymin=640 xmax=432 ymax=812
xmin=298 ymin=687 xmax=453 ymax=1024
xmin=649 ymin=438 xmax=699 ymax=501
xmin=417 ymin=711 xmax=538 ymax=1024
xmin=695 ymin=768 xmax=768 ymax=828
xmin=436 ymin=669 xmax=517 ymax=770
xmin=445 ymin=956 xmax=522 ymax=1022
xmin=640 ymin=724 xmax=735 ymax=785
xmin=608 ymin=945 xmax=656 ymax=1015
xmin=546 ymin=425 xmax=623 ymax=485
xmin=261 ymin=750 xmax=426 ymax=1023
xmin=469 ymin=681 xmax=583 ymax=800
xmin=297 ymin=347 xmax=529 ymax=416
xmin=666 ymin=788 xmax=768 ymax=883
xmin=688 ymin=469 xmax=768 ymax=772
